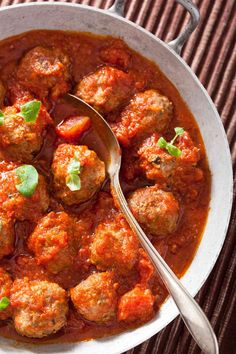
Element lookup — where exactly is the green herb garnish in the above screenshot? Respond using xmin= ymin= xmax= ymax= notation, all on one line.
xmin=157 ymin=127 xmax=185 ymax=157
xmin=0 ymin=110 xmax=5 ymax=126
xmin=15 ymin=165 xmax=39 ymax=197
xmin=20 ymin=100 xmax=41 ymax=123
xmin=0 ymin=297 xmax=10 ymax=311
xmin=0 ymin=101 xmax=41 ymax=126
xmin=66 ymin=154 xmax=81 ymax=191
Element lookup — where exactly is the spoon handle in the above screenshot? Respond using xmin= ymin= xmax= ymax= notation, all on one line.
xmin=112 ymin=172 xmax=219 ymax=354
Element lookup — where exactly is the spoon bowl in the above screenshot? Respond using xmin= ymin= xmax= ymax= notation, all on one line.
xmin=63 ymin=94 xmax=121 ymax=177
xmin=62 ymin=93 xmax=219 ymax=354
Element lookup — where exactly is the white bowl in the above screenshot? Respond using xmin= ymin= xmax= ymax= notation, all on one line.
xmin=0 ymin=3 xmax=233 ymax=354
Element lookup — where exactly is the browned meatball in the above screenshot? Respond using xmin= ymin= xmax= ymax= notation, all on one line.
xmin=11 ymin=278 xmax=68 ymax=338
xmin=118 ymin=285 xmax=155 ymax=323
xmin=52 ymin=144 xmax=105 ymax=205
xmin=0 ymin=161 xmax=49 ymax=222
xmin=0 ymin=104 xmax=52 ymax=162
xmin=137 ymin=132 xmax=203 ymax=201
xmin=70 ymin=272 xmax=117 ymax=323
xmin=0 ymin=80 xmax=5 ymax=107
xmin=99 ymin=39 xmax=132 ymax=70
xmin=90 ymin=215 xmax=139 ymax=274
xmin=0 ymin=268 xmax=12 ymax=320
xmin=75 ymin=66 xmax=134 ymax=113
xmin=128 ymin=186 xmax=179 ymax=236
xmin=138 ymin=132 xmax=201 ymax=181
xmin=17 ymin=46 xmax=71 ymax=100
xmin=0 ymin=215 xmax=14 ymax=260
xmin=113 ymin=89 xmax=173 ymax=146
xmin=28 ymin=212 xmax=78 ymax=274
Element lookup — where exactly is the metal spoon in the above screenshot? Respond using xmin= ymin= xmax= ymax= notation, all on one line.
xmin=63 ymin=93 xmax=219 ymax=354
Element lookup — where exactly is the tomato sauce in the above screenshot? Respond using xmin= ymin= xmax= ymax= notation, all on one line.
xmin=0 ymin=30 xmax=211 ymax=344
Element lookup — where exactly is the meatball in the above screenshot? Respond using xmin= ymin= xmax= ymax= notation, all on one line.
xmin=118 ymin=285 xmax=155 ymax=323
xmin=0 ymin=161 xmax=49 ymax=222
xmin=28 ymin=212 xmax=78 ymax=274
xmin=70 ymin=272 xmax=117 ymax=323
xmin=0 ymin=215 xmax=14 ymax=260
xmin=11 ymin=278 xmax=68 ymax=338
xmin=0 ymin=104 xmax=52 ymax=162
xmin=113 ymin=90 xmax=173 ymax=146
xmin=0 ymin=80 xmax=5 ymax=107
xmin=138 ymin=132 xmax=201 ymax=181
xmin=52 ymin=144 xmax=105 ymax=205
xmin=0 ymin=268 xmax=12 ymax=320
xmin=99 ymin=39 xmax=132 ymax=70
xmin=17 ymin=46 xmax=71 ymax=100
xmin=128 ymin=186 xmax=179 ymax=236
xmin=75 ymin=66 xmax=134 ymax=114
xmin=90 ymin=215 xmax=139 ymax=274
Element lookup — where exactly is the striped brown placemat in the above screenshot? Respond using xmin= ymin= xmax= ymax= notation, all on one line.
xmin=0 ymin=0 xmax=235 ymax=353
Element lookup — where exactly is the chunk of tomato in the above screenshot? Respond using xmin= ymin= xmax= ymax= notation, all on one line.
xmin=56 ymin=116 xmax=91 ymax=141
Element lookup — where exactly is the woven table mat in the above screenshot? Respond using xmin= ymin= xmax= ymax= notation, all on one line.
xmin=0 ymin=0 xmax=235 ymax=353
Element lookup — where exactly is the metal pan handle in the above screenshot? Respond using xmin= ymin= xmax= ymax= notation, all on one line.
xmin=108 ymin=0 xmax=200 ymax=55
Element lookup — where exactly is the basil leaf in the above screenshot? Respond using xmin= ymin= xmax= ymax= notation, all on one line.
xmin=66 ymin=174 xmax=81 ymax=191
xmin=15 ymin=165 xmax=39 ymax=197
xmin=20 ymin=100 xmax=41 ymax=123
xmin=158 ymin=127 xmax=185 ymax=157
xmin=174 ymin=127 xmax=184 ymax=136
xmin=166 ymin=143 xmax=182 ymax=157
xmin=67 ymin=158 xmax=81 ymax=175
xmin=66 ymin=154 xmax=81 ymax=191
xmin=0 ymin=110 xmax=5 ymax=126
xmin=157 ymin=137 xmax=167 ymax=149
xmin=0 ymin=297 xmax=10 ymax=311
